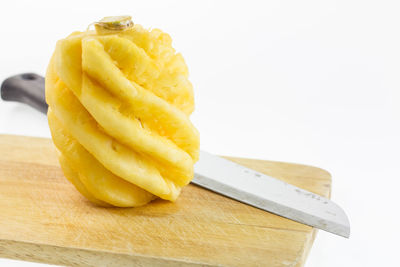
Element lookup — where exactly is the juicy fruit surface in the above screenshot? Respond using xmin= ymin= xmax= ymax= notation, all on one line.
xmin=46 ymin=24 xmax=199 ymax=207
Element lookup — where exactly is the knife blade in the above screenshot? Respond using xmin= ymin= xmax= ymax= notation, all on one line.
xmin=194 ymin=151 xmax=350 ymax=238
xmin=1 ymin=73 xmax=350 ymax=238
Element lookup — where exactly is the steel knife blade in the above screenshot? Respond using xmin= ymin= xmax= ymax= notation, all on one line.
xmin=1 ymin=73 xmax=350 ymax=238
xmin=194 ymin=151 xmax=350 ymax=238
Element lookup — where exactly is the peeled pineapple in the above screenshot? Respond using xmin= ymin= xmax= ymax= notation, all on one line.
xmin=46 ymin=16 xmax=200 ymax=207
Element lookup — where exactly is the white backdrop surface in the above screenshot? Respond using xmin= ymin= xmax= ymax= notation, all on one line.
xmin=0 ymin=1 xmax=399 ymax=266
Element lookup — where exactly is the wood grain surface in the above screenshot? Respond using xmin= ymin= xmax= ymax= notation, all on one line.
xmin=0 ymin=135 xmax=331 ymax=267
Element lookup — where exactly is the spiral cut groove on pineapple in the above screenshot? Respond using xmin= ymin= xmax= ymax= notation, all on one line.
xmin=46 ymin=24 xmax=199 ymax=207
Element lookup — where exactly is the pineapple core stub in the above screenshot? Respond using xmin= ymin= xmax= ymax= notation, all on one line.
xmin=45 ymin=16 xmax=200 ymax=207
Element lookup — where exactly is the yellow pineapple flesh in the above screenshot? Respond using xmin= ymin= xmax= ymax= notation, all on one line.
xmin=46 ymin=16 xmax=199 ymax=207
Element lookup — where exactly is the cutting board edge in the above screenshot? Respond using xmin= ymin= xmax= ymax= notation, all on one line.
xmin=0 ymin=238 xmax=209 ymax=267
xmin=296 ymin=228 xmax=318 ymax=267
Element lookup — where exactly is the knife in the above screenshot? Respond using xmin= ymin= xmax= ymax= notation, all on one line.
xmin=1 ymin=73 xmax=350 ymax=238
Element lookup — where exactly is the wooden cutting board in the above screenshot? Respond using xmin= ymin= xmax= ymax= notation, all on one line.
xmin=0 ymin=134 xmax=331 ymax=267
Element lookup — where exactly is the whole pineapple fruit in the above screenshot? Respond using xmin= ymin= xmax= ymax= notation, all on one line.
xmin=46 ymin=16 xmax=200 ymax=207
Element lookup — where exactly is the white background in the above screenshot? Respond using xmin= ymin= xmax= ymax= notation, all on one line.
xmin=0 ymin=0 xmax=399 ymax=266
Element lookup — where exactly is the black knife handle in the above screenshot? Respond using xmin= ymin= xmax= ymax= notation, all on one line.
xmin=1 ymin=73 xmax=47 ymax=114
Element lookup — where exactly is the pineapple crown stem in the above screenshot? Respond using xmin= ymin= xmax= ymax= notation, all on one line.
xmin=90 ymin=16 xmax=133 ymax=34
